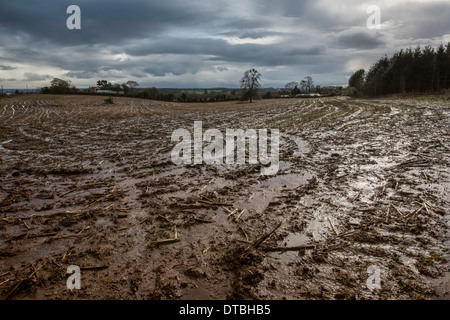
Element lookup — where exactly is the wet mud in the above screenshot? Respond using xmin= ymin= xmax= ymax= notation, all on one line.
xmin=0 ymin=94 xmax=449 ymax=300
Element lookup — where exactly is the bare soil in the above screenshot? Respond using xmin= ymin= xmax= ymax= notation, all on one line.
xmin=0 ymin=94 xmax=449 ymax=300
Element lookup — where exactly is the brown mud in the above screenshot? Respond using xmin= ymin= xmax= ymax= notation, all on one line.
xmin=0 ymin=94 xmax=449 ymax=300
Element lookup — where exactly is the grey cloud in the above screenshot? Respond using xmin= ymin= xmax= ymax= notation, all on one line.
xmin=0 ymin=65 xmax=16 ymax=70
xmin=217 ymin=30 xmax=288 ymax=39
xmin=217 ymin=16 xmax=275 ymax=31
xmin=23 ymin=73 xmax=52 ymax=81
xmin=254 ymin=0 xmax=363 ymax=30
xmin=63 ymin=71 xmax=97 ymax=79
xmin=284 ymin=46 xmax=326 ymax=56
xmin=334 ymin=29 xmax=386 ymax=50
xmin=123 ymin=36 xmax=325 ymax=67
xmin=143 ymin=62 xmax=200 ymax=77
xmin=383 ymin=2 xmax=450 ymax=40
xmin=0 ymin=0 xmax=448 ymax=88
xmin=0 ymin=1 xmax=216 ymax=46
xmin=251 ymin=0 xmax=314 ymax=20
xmin=123 ymin=38 xmax=224 ymax=56
xmin=217 ymin=66 xmax=228 ymax=72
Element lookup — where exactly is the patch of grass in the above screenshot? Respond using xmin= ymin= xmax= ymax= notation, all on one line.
xmin=416 ymin=253 xmax=441 ymax=265
xmin=415 ymin=236 xmax=429 ymax=247
xmin=429 ymin=251 xmax=449 ymax=264
xmin=416 ymin=95 xmax=450 ymax=102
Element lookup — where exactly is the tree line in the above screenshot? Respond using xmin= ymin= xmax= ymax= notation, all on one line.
xmin=283 ymin=76 xmax=315 ymax=96
xmin=41 ymin=78 xmax=175 ymax=101
xmin=40 ymin=71 xmax=263 ymax=103
xmin=39 ymin=69 xmax=336 ymax=103
xmin=349 ymin=43 xmax=450 ymax=96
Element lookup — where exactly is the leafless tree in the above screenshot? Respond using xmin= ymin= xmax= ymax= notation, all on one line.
xmin=240 ymin=68 xmax=262 ymax=103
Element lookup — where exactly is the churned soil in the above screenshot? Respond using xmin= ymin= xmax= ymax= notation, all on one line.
xmin=0 ymin=94 xmax=449 ymax=300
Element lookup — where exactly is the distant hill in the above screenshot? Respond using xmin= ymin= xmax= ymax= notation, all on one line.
xmin=1 ymin=88 xmax=40 ymax=94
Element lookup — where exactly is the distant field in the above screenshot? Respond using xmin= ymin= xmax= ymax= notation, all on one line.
xmin=0 ymin=94 xmax=449 ymax=300
xmin=181 ymin=89 xmax=224 ymax=95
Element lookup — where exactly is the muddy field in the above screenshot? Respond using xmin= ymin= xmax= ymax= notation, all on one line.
xmin=0 ymin=94 xmax=449 ymax=300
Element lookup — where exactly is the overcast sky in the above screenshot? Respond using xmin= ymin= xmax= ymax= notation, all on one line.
xmin=0 ymin=0 xmax=449 ymax=89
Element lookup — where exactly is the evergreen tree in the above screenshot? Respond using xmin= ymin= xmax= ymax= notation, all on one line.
xmin=362 ymin=43 xmax=450 ymax=96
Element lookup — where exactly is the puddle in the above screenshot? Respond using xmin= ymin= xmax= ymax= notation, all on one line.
xmin=95 ymin=217 xmax=112 ymax=227
xmin=283 ymin=232 xmax=310 ymax=246
xmin=258 ymin=172 xmax=314 ymax=189
xmin=198 ymin=177 xmax=234 ymax=193
xmin=282 ymin=213 xmax=329 ymax=247
xmin=432 ymin=271 xmax=450 ymax=300
xmin=238 ymin=172 xmax=315 ymax=214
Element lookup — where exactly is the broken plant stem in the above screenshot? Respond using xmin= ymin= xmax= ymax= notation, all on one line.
xmin=252 ymin=222 xmax=282 ymax=249
xmin=327 ymin=217 xmax=339 ymax=235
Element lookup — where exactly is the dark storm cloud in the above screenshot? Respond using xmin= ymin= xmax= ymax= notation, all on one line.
xmin=0 ymin=1 xmax=212 ymax=46
xmin=204 ymin=43 xmax=326 ymax=66
xmin=123 ymin=36 xmax=325 ymax=65
xmin=0 ymin=0 xmax=449 ymax=88
xmin=334 ymin=29 xmax=386 ymax=50
xmin=143 ymin=62 xmax=199 ymax=77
